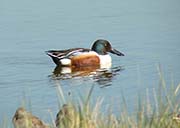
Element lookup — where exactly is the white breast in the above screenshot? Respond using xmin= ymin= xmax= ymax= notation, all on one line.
xmin=98 ymin=54 xmax=112 ymax=69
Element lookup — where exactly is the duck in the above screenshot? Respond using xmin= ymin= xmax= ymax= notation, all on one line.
xmin=55 ymin=104 xmax=77 ymax=128
xmin=46 ymin=39 xmax=124 ymax=68
xmin=12 ymin=107 xmax=49 ymax=128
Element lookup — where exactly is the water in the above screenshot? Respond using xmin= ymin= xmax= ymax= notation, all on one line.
xmin=0 ymin=0 xmax=180 ymax=124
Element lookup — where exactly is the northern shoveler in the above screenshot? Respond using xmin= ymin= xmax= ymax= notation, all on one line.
xmin=46 ymin=39 xmax=124 ymax=68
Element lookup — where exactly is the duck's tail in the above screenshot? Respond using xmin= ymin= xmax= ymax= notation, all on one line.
xmin=45 ymin=51 xmax=60 ymax=65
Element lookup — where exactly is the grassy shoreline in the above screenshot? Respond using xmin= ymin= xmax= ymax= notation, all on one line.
xmin=2 ymin=70 xmax=180 ymax=128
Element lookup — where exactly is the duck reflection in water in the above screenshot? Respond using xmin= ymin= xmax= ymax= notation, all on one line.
xmin=51 ymin=65 xmax=124 ymax=87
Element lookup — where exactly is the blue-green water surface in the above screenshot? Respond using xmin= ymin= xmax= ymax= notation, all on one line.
xmin=0 ymin=0 xmax=180 ymax=123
